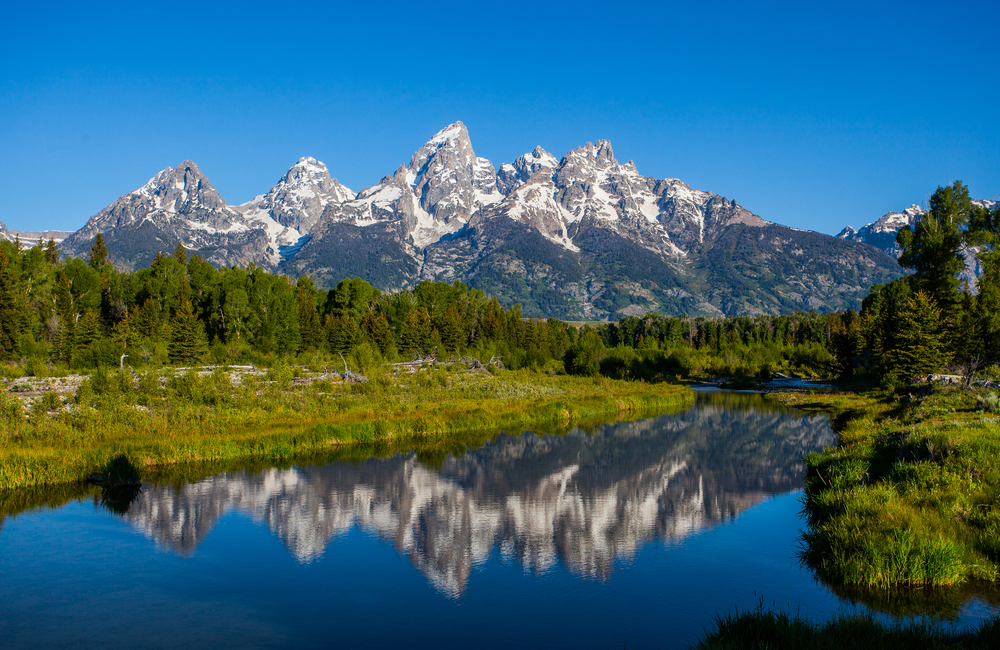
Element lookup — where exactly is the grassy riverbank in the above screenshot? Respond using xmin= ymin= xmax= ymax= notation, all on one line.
xmin=0 ymin=365 xmax=692 ymax=490
xmin=772 ymin=384 xmax=1000 ymax=589
xmin=693 ymin=607 xmax=1000 ymax=649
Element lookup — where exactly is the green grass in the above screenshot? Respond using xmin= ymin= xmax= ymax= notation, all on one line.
xmin=693 ymin=607 xmax=1000 ymax=649
xmin=772 ymin=385 xmax=1000 ymax=591
xmin=0 ymin=366 xmax=692 ymax=489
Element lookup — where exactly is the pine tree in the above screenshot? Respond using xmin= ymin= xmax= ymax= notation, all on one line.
xmin=173 ymin=243 xmax=188 ymax=265
xmin=74 ymin=309 xmax=103 ymax=352
xmin=439 ymin=304 xmax=465 ymax=353
xmin=296 ymin=280 xmax=323 ymax=352
xmin=0 ymin=247 xmax=20 ymax=359
xmin=897 ymin=181 xmax=971 ymax=314
xmin=891 ymin=291 xmax=951 ymax=382
xmin=399 ymin=309 xmax=433 ymax=355
xmin=133 ymin=297 xmax=162 ymax=339
xmin=88 ymin=233 xmax=109 ymax=270
xmin=362 ymin=311 xmax=393 ymax=354
xmin=168 ymin=294 xmax=208 ymax=365
xmin=326 ymin=314 xmax=360 ymax=354
xmin=44 ymin=238 xmax=59 ymax=264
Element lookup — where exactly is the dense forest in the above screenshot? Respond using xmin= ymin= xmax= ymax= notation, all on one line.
xmin=0 ymin=179 xmax=995 ymax=384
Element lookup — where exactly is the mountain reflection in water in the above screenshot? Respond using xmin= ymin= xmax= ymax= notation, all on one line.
xmin=121 ymin=393 xmax=833 ymax=596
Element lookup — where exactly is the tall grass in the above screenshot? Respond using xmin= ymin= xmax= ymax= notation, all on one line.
xmin=0 ymin=367 xmax=692 ymax=489
xmin=781 ymin=385 xmax=1000 ymax=591
xmin=693 ymin=606 xmax=1000 ymax=649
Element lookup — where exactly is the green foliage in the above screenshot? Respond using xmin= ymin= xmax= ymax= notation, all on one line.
xmin=694 ymin=606 xmax=1000 ymax=649
xmin=841 ymin=185 xmax=1000 ymax=383
xmin=793 ymin=385 xmax=1000 ymax=593
xmin=890 ymin=291 xmax=951 ymax=382
xmin=88 ymin=233 xmax=109 ymax=270
xmin=100 ymin=454 xmax=141 ymax=487
xmin=563 ymin=328 xmax=605 ymax=376
xmin=977 ymin=392 xmax=1000 ymax=414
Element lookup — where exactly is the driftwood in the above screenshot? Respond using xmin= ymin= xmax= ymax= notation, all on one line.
xmin=337 ymin=352 xmax=368 ymax=384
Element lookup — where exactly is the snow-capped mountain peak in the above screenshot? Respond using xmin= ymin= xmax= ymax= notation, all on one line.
xmin=237 ymin=157 xmax=357 ymax=262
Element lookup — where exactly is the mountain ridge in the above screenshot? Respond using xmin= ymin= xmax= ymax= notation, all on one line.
xmin=20 ymin=122 xmax=907 ymax=318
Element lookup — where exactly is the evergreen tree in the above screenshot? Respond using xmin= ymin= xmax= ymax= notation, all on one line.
xmin=168 ymin=283 xmax=208 ymax=365
xmin=54 ymin=272 xmax=75 ymax=362
xmin=361 ymin=311 xmax=393 ymax=354
xmin=296 ymin=278 xmax=323 ymax=352
xmin=88 ymin=233 xmax=109 ymax=270
xmin=0 ymin=247 xmax=20 ymax=359
xmin=398 ymin=308 xmax=432 ymax=355
xmin=439 ymin=304 xmax=465 ymax=353
xmin=326 ymin=314 xmax=360 ymax=354
xmin=173 ymin=243 xmax=188 ymax=265
xmin=44 ymin=238 xmax=59 ymax=265
xmin=134 ymin=298 xmax=162 ymax=339
xmin=891 ymin=291 xmax=951 ymax=382
xmin=896 ymin=181 xmax=971 ymax=314
xmin=74 ymin=310 xmax=103 ymax=351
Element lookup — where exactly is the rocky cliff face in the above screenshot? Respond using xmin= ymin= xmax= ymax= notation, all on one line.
xmin=53 ymin=123 xmax=907 ymax=316
xmin=237 ymin=156 xmax=355 ymax=259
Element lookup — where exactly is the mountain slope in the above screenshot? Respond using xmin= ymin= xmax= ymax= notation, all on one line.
xmin=55 ymin=123 xmax=905 ymax=317
xmin=61 ymin=161 xmax=273 ymax=270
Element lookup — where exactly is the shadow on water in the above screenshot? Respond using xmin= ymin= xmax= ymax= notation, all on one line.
xmin=99 ymin=486 xmax=144 ymax=516
xmin=823 ymin=580 xmax=1000 ymax=620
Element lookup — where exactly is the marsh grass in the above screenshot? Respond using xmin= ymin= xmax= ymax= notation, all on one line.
xmin=0 ymin=367 xmax=691 ymax=489
xmin=776 ymin=385 xmax=1000 ymax=591
xmin=693 ymin=606 xmax=1000 ymax=649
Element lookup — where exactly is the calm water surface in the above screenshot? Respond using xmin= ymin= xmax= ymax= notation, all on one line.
xmin=1 ymin=391 xmax=996 ymax=649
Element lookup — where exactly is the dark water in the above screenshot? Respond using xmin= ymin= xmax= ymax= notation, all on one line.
xmin=0 ymin=392 xmax=995 ymax=649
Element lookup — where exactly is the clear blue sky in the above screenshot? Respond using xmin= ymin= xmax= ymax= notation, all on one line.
xmin=2 ymin=0 xmax=997 ymax=235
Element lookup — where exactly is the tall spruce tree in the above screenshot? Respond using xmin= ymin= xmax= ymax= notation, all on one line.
xmin=168 ymin=280 xmax=207 ymax=364
xmin=0 ymin=247 xmax=20 ymax=359
xmin=897 ymin=181 xmax=972 ymax=314
xmin=88 ymin=233 xmax=109 ymax=270
xmin=44 ymin=238 xmax=59 ymax=264
xmin=891 ymin=291 xmax=951 ymax=382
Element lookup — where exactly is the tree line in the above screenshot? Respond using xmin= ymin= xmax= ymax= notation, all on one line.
xmin=0 ymin=236 xmax=576 ymax=372
xmin=2 ymin=180 xmax=993 ymax=384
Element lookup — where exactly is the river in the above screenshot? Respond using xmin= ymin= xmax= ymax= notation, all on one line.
xmin=0 ymin=391 xmax=995 ymax=648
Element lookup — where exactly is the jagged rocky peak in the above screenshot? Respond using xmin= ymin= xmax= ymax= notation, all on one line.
xmin=313 ymin=121 xmax=504 ymax=250
xmin=60 ymin=159 xmax=271 ymax=271
xmin=135 ymin=160 xmax=227 ymax=214
xmin=239 ymin=156 xmax=355 ymax=238
xmin=405 ymin=121 xmax=502 ymax=225
xmin=497 ymin=146 xmax=560 ymax=194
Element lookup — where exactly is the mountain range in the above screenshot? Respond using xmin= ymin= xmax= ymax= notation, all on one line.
xmin=4 ymin=122 xmax=917 ymax=318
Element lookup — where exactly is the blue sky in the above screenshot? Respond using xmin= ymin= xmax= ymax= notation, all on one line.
xmin=2 ymin=0 xmax=997 ymax=235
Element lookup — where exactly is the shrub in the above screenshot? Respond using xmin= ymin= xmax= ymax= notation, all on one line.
xmin=101 ymin=454 xmax=141 ymax=487
xmin=977 ymin=392 xmax=1000 ymax=414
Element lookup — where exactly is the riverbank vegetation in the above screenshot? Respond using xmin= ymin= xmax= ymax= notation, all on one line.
xmin=693 ymin=606 xmax=1000 ymax=649
xmin=772 ymin=384 xmax=1000 ymax=593
xmin=0 ymin=364 xmax=691 ymax=490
